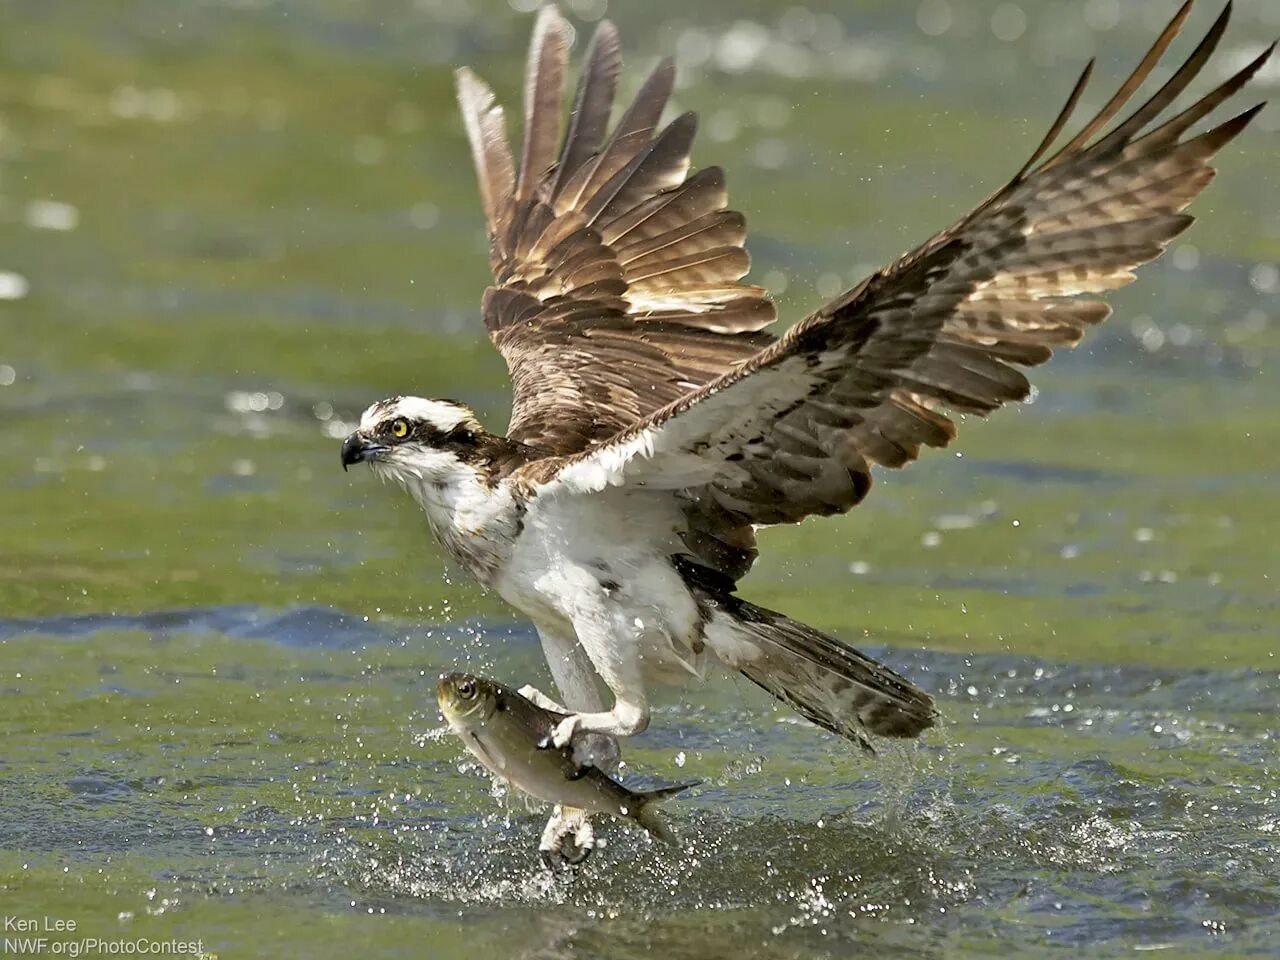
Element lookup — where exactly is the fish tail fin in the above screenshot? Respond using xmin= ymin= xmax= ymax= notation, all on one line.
xmin=631 ymin=781 xmax=698 ymax=845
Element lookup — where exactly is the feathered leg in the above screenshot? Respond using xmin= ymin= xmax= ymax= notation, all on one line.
xmin=531 ymin=622 xmax=618 ymax=868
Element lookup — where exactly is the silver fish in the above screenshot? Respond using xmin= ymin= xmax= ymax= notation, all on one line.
xmin=437 ymin=672 xmax=693 ymax=845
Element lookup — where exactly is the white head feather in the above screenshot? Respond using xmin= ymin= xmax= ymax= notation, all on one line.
xmin=358 ymin=396 xmax=480 ymax=434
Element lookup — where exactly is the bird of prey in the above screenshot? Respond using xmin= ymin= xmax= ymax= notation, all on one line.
xmin=341 ymin=2 xmax=1270 ymax=862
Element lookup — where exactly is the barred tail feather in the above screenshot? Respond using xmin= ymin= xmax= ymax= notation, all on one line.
xmin=695 ymin=587 xmax=937 ymax=753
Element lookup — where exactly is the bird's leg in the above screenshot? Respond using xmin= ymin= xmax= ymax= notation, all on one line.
xmin=516 ymin=683 xmax=567 ymax=712
xmin=516 ymin=684 xmax=588 ymax=753
xmin=548 ymin=697 xmax=650 ymax=748
xmin=546 ymin=610 xmax=651 ymax=750
xmin=532 ymin=622 xmax=617 ymax=868
xmin=539 ymin=805 xmax=595 ymax=869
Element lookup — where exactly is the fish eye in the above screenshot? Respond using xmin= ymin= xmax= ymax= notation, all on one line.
xmin=457 ymin=678 xmax=476 ymax=700
xmin=389 ymin=418 xmax=410 ymax=440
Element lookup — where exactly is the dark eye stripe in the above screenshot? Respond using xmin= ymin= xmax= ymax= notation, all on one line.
xmin=379 ymin=417 xmax=481 ymax=451
xmin=443 ymin=425 xmax=476 ymax=445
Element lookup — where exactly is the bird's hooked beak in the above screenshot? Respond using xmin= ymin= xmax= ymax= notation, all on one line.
xmin=340 ymin=432 xmax=386 ymax=471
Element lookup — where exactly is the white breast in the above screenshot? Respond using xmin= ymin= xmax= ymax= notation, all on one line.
xmin=495 ymin=487 xmax=707 ymax=684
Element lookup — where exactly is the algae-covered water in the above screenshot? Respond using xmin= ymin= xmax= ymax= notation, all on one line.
xmin=1 ymin=1 xmax=1278 ymax=956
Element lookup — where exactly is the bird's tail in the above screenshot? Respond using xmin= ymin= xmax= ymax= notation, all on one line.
xmin=681 ymin=566 xmax=937 ymax=753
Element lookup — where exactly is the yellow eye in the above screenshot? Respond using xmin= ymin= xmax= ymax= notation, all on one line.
xmin=389 ymin=418 xmax=410 ymax=439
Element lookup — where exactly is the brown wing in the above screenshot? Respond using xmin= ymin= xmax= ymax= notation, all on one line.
xmin=456 ymin=8 xmax=776 ymax=457
xmin=536 ymin=2 xmax=1270 ymax=553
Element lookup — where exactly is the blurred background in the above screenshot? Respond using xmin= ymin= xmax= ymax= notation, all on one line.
xmin=1 ymin=1 xmax=1277 ymax=957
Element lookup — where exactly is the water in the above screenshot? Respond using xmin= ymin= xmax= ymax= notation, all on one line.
xmin=1 ymin=0 xmax=1278 ymax=956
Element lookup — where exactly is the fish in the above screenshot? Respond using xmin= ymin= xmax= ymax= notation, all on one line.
xmin=436 ymin=671 xmax=694 ymax=845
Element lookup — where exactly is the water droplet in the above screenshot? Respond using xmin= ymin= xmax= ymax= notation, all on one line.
xmin=816 ymin=272 xmax=844 ymax=300
xmin=0 ymin=272 xmax=30 ymax=300
xmin=991 ymin=3 xmax=1027 ymax=42
xmin=1083 ymin=0 xmax=1120 ymax=31
xmin=1250 ymin=263 xmax=1279 ymax=294
xmin=25 ymin=199 xmax=79 ymax=232
xmin=916 ymin=0 xmax=952 ymax=36
xmin=716 ymin=20 xmax=770 ymax=74
xmin=409 ymin=202 xmax=439 ymax=230
xmin=1171 ymin=243 xmax=1200 ymax=271
xmin=352 ymin=135 xmax=386 ymax=166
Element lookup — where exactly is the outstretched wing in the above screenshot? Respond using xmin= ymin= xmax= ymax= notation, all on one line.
xmin=456 ymin=7 xmax=776 ymax=456
xmin=530 ymin=2 xmax=1270 ymax=531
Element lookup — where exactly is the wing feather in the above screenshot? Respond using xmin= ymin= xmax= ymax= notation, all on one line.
xmin=557 ymin=57 xmax=675 ymax=213
xmin=455 ymin=8 xmax=776 ymax=461
xmin=1040 ymin=0 xmax=1195 ymax=168
xmin=517 ymin=7 xmax=571 ymax=204
xmin=600 ymin=166 xmax=728 ymax=245
xmin=526 ymin=2 xmax=1268 ymax=556
xmin=1135 ymin=40 xmax=1275 ymax=150
xmin=552 ymin=20 xmax=621 ymax=196
xmin=616 ymin=210 xmax=746 ymax=264
xmin=455 ymin=69 xmax=514 ymax=242
xmin=580 ymin=111 xmax=697 ymax=225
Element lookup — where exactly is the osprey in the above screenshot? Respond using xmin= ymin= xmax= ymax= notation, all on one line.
xmin=341 ymin=3 xmax=1269 ymax=862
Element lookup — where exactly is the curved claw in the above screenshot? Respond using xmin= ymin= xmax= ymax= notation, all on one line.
xmin=538 ymin=805 xmax=595 ymax=870
xmin=562 ymin=835 xmax=593 ymax=865
xmin=550 ymin=715 xmax=580 ymax=749
xmin=535 ymin=717 xmax=590 ymax=757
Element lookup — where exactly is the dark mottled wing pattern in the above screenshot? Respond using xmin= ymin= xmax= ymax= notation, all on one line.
xmin=456 ymin=7 xmax=777 ymax=457
xmin=538 ymin=2 xmax=1270 ymax=534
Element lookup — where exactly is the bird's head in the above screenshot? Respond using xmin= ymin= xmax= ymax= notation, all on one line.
xmin=340 ymin=396 xmax=487 ymax=491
